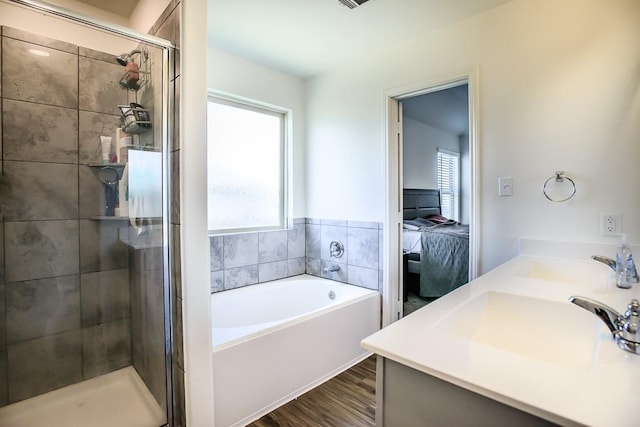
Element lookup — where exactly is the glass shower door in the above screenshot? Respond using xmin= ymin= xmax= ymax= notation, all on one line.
xmin=0 ymin=2 xmax=173 ymax=425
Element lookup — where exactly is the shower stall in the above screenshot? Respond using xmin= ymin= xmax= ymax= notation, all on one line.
xmin=0 ymin=1 xmax=177 ymax=426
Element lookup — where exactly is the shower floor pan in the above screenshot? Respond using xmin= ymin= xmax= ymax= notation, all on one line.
xmin=0 ymin=366 xmax=165 ymax=427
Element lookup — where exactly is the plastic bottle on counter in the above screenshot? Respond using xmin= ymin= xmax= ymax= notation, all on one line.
xmin=615 ymin=234 xmax=638 ymax=289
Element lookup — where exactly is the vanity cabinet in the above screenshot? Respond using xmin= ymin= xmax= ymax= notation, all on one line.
xmin=378 ymin=357 xmax=557 ymax=427
xmin=364 ymin=247 xmax=639 ymax=427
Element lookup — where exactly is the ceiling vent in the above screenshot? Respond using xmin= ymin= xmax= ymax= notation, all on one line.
xmin=338 ymin=0 xmax=369 ymax=9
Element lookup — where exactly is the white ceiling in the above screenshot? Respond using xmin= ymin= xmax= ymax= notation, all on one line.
xmin=402 ymin=84 xmax=469 ymax=135
xmin=68 ymin=0 xmax=499 ymax=132
xmin=208 ymin=0 xmax=513 ymax=79
xmin=69 ymin=0 xmax=513 ymax=79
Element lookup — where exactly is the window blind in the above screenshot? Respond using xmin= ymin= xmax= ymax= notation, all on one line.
xmin=437 ymin=150 xmax=460 ymax=221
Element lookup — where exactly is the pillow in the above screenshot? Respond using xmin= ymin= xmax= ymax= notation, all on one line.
xmin=404 ymin=217 xmax=436 ymax=228
xmin=403 ymin=223 xmax=420 ymax=231
xmin=427 ymin=214 xmax=456 ymax=225
xmin=414 ymin=217 xmax=437 ymax=226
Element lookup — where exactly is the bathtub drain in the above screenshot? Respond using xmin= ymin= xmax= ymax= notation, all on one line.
xmin=328 ymin=290 xmax=336 ymax=300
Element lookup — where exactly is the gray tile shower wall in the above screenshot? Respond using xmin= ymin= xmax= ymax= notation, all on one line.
xmin=147 ymin=0 xmax=185 ymax=425
xmin=209 ymin=218 xmax=383 ymax=293
xmin=0 ymin=22 xmax=4 ymax=397
xmin=129 ymin=246 xmax=166 ymax=412
xmin=0 ymin=26 xmax=132 ymax=406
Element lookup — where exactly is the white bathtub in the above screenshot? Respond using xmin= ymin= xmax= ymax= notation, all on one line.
xmin=211 ymin=274 xmax=381 ymax=427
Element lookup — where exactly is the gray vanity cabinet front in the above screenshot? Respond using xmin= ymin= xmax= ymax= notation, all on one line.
xmin=378 ymin=357 xmax=559 ymax=427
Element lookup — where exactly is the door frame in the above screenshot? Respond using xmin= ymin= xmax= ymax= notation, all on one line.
xmin=382 ymin=67 xmax=480 ymax=326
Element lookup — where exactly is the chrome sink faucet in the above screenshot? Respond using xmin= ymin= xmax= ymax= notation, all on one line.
xmin=591 ymin=255 xmax=616 ymax=271
xmin=591 ymin=254 xmax=639 ymax=288
xmin=569 ymin=296 xmax=640 ymax=354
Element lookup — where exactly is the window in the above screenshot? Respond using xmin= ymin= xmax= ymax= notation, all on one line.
xmin=437 ymin=149 xmax=460 ymax=222
xmin=207 ymin=95 xmax=288 ymax=233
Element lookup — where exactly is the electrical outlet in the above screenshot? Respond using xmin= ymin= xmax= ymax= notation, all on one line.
xmin=601 ymin=213 xmax=621 ymax=236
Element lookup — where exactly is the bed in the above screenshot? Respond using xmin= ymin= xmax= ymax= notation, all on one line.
xmin=402 ymin=189 xmax=469 ymax=298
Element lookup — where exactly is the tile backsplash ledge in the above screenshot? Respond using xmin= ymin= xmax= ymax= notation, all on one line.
xmin=209 ymin=218 xmax=383 ymax=293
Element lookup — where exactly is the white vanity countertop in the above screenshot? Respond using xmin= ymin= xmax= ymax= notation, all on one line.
xmin=362 ymin=241 xmax=640 ymax=427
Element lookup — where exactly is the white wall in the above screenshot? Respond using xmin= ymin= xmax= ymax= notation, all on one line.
xmin=183 ymin=1 xmax=215 ymax=425
xmin=207 ymin=47 xmax=307 ymax=218
xmin=402 ymin=117 xmax=460 ymax=190
xmin=36 ymin=0 xmax=130 ymax=26
xmin=306 ymin=0 xmax=640 ymax=273
xmin=129 ymin=0 xmax=172 ymax=33
xmin=0 ymin=1 xmax=135 ymax=53
xmin=0 ymin=0 xmax=172 ymax=50
xmin=37 ymin=0 xmax=171 ymax=34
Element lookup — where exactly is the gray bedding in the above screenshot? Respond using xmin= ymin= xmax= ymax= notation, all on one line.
xmin=419 ymin=223 xmax=469 ymax=297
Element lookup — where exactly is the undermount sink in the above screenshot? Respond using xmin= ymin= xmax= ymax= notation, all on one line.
xmin=437 ymin=291 xmax=600 ymax=368
xmin=515 ymin=258 xmax=610 ymax=285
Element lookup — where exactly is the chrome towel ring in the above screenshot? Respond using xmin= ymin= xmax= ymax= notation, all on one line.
xmin=543 ymin=171 xmax=576 ymax=202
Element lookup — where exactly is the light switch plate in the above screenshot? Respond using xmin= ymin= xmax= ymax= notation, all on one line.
xmin=498 ymin=176 xmax=513 ymax=196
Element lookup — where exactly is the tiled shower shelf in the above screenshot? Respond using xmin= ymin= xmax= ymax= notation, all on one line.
xmin=87 ymin=163 xmax=126 ymax=179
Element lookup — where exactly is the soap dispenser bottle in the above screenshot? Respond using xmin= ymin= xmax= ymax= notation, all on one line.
xmin=616 ymin=234 xmax=639 ymax=289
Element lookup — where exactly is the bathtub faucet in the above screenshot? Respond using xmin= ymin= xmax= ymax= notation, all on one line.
xmin=323 ymin=264 xmax=341 ymax=274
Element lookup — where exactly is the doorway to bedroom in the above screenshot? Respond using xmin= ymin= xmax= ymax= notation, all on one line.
xmin=401 ymin=85 xmax=470 ymax=316
xmin=383 ymin=70 xmax=479 ymax=324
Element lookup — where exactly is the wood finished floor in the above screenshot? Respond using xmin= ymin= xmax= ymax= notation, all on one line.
xmin=247 ymin=355 xmax=376 ymax=427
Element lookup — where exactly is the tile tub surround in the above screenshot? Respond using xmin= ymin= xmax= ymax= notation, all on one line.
xmin=210 ymin=218 xmax=383 ymax=293
xmin=0 ymin=27 xmax=134 ymax=406
xmin=306 ymin=219 xmax=383 ymax=291
xmin=210 ymin=219 xmax=307 ymax=292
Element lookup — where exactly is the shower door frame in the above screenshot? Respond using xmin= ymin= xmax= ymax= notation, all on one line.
xmin=4 ymin=1 xmax=177 ymax=425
